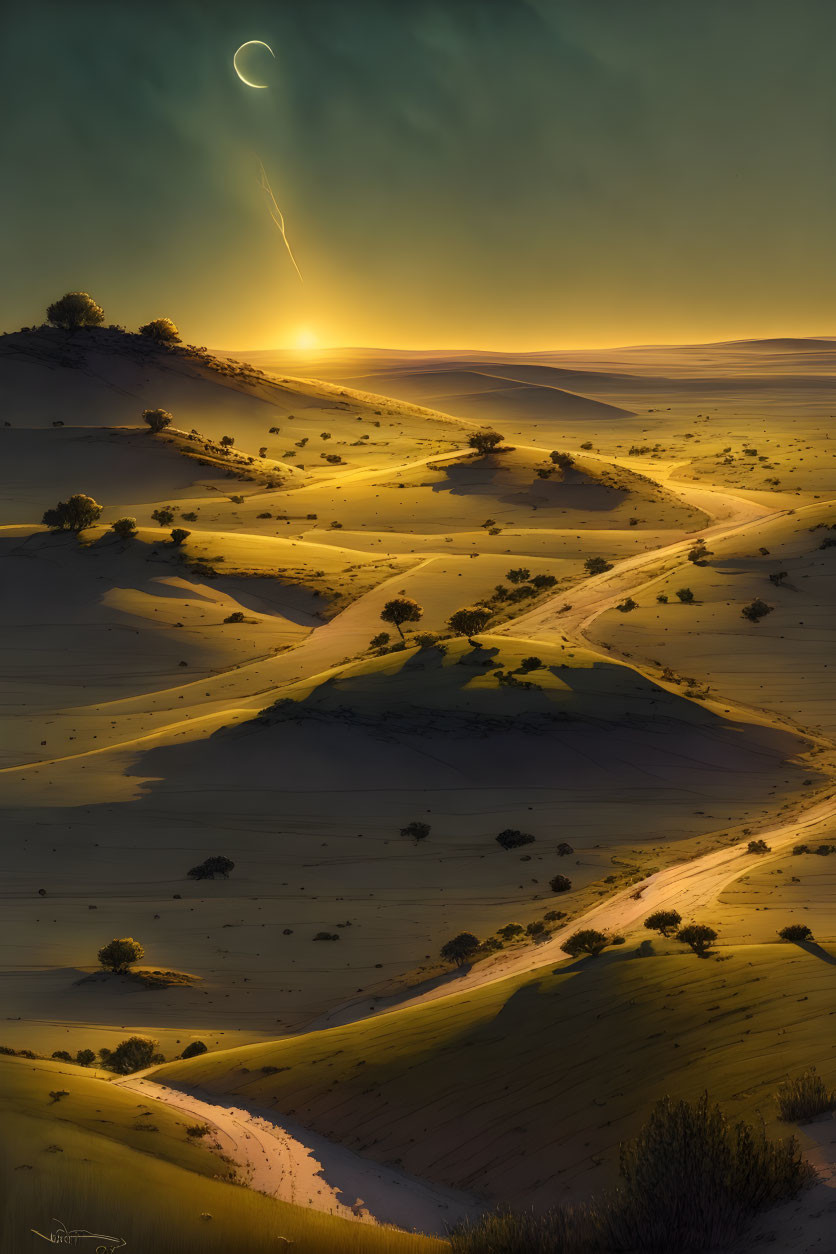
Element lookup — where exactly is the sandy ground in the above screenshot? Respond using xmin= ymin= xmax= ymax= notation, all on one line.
xmin=115 ymin=1075 xmax=480 ymax=1237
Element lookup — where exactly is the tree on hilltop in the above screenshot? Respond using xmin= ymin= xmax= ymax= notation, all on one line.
xmin=139 ymin=318 xmax=180 ymax=344
xmin=143 ymin=408 xmax=173 ymax=433
xmin=46 ymin=292 xmax=104 ymax=331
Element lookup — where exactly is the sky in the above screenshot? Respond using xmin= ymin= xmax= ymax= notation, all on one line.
xmin=3 ymin=0 xmax=836 ymax=351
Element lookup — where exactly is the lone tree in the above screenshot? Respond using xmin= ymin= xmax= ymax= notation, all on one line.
xmin=170 ymin=528 xmax=190 ymax=546
xmin=467 ymin=430 xmax=504 ymax=455
xmin=111 ymin=517 xmax=137 ymax=540
xmin=401 ymin=821 xmax=431 ymax=843
xmin=778 ymin=924 xmax=813 ymax=944
xmin=549 ymin=873 xmax=572 ymax=894
xmin=676 ymin=923 xmax=717 ymax=957
xmin=139 ymin=318 xmax=180 ymax=344
xmin=46 ymin=291 xmax=104 ymax=331
xmin=447 ymin=605 xmax=492 ymax=637
xmin=644 ymin=909 xmax=682 ymax=937
xmin=42 ymin=494 xmax=102 ymax=532
xmin=98 ymin=937 xmax=145 ymax=974
xmin=105 ymin=1036 xmax=162 ymax=1075
xmin=561 ymin=929 xmax=609 ymax=957
xmin=440 ymin=932 xmax=480 ymax=967
xmin=143 ymin=408 xmax=173 ymax=433
xmin=188 ymin=856 xmax=234 ymax=880
xmin=380 ymin=596 xmax=423 ymax=639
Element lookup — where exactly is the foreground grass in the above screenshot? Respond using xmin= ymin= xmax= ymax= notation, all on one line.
xmin=0 ymin=1059 xmax=443 ymax=1254
xmin=157 ymin=944 xmax=836 ymax=1205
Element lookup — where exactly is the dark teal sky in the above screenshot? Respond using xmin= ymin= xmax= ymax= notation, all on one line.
xmin=3 ymin=1 xmax=836 ymax=348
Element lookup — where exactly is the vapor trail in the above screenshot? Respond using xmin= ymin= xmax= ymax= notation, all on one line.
xmin=257 ymin=159 xmax=304 ymax=282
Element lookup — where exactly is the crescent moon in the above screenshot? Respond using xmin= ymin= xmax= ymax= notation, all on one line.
xmin=233 ymin=40 xmax=275 ymax=90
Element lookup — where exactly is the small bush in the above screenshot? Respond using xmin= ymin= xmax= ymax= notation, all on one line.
xmin=139 ymin=318 xmax=180 ymax=343
xmin=675 ymin=587 xmax=695 ymax=603
xmin=556 ymin=842 xmax=574 ymax=856
xmin=747 ymin=838 xmax=771 ymax=854
xmin=676 ymin=923 xmax=717 ymax=956
xmin=401 ymin=821 xmax=430 ymax=843
xmin=741 ymin=598 xmax=773 ymax=622
xmin=584 ymin=556 xmax=612 ymax=575
xmin=111 ymin=517 xmax=137 ymax=539
xmin=518 ymin=656 xmax=544 ymax=672
xmin=447 ymin=605 xmax=492 ymax=636
xmin=185 ymin=1123 xmax=211 ymax=1138
xmin=151 ymin=506 xmax=175 ymax=526
xmin=549 ymin=874 xmax=572 ymax=894
xmin=188 ymin=856 xmax=234 ymax=880
xmin=170 ymin=528 xmax=190 ymax=546
xmin=180 ymin=1040 xmax=208 ymax=1059
xmin=224 ymin=611 xmax=245 ymax=623
xmin=776 ymin=1069 xmax=836 ymax=1122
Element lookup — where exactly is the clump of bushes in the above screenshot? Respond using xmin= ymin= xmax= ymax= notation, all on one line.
xmin=778 ymin=924 xmax=813 ymax=944
xmin=496 ymin=829 xmax=535 ymax=850
xmin=585 ymin=556 xmax=612 ymax=575
xmin=776 ymin=1069 xmax=835 ymax=1123
xmin=747 ymin=838 xmax=771 ymax=854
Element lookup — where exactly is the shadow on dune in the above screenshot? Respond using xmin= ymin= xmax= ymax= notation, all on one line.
xmin=430 ymin=457 xmax=626 ymax=513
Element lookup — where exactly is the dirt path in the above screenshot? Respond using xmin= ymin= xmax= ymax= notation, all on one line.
xmin=114 ymin=1074 xmax=481 ymax=1237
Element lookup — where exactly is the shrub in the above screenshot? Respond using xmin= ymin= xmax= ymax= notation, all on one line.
xmin=616 ymin=598 xmax=638 ymax=612
xmin=506 ymin=568 xmax=531 ymax=584
xmin=440 ymin=932 xmax=480 ymax=967
xmin=380 ymin=596 xmax=423 ymax=639
xmin=42 ymin=494 xmax=102 ymax=532
xmin=188 ymin=856 xmax=234 ymax=880
xmin=657 ymin=593 xmax=668 ymax=603
xmin=314 ymin=932 xmax=339 ymax=941
xmin=550 ymin=451 xmax=574 ymax=469
xmin=776 ymin=1069 xmax=836 ymax=1122
xmin=51 ymin=1050 xmax=72 ymax=1062
xmin=675 ymin=587 xmax=695 ymax=603
xmin=496 ymin=829 xmax=535 ymax=850
xmin=220 ymin=435 xmax=235 ymax=447
xmin=467 ymin=430 xmax=504 ymax=455
xmin=75 ymin=1049 xmax=95 ymax=1067
xmin=497 ymin=923 xmax=524 ymax=940
xmin=518 ymin=656 xmax=543 ymax=672
xmin=769 ymin=571 xmax=788 ymax=586
xmin=450 ymin=1095 xmax=812 ymax=1253
xmin=549 ymin=874 xmax=572 ymax=893
xmin=447 ymin=605 xmax=492 ymax=637
xmin=143 ymin=408 xmax=173 ymax=433
xmin=676 ymin=923 xmax=717 ymax=956
xmin=556 ymin=842 xmax=574 ymax=856
xmin=747 ymin=838 xmax=771 ymax=854
xmin=584 ymin=556 xmax=612 ymax=575
xmin=369 ymin=632 xmax=390 ymax=648
xmin=185 ymin=1123 xmax=211 ymax=1138
xmin=530 ymin=574 xmax=557 ymax=589
xmin=170 ymin=528 xmax=190 ymax=546
xmin=224 ymin=611 xmax=245 ymax=623
xmin=104 ymin=1036 xmax=162 ymax=1075
xmin=742 ymin=598 xmax=773 ymax=622
xmin=644 ymin=909 xmax=682 ymax=937
xmin=180 ymin=1040 xmax=208 ymax=1059
xmin=793 ymin=843 xmax=810 ymax=855
xmin=151 ymin=507 xmax=175 ymax=526
xmin=46 ymin=291 xmax=104 ymax=330
xmin=561 ymin=929 xmax=608 ymax=957
xmin=111 ymin=517 xmax=137 ymax=540
xmin=778 ymin=924 xmax=813 ymax=943
xmin=401 ymin=821 xmax=430 ymax=843
xmin=97 ymin=937 xmax=144 ymax=973
xmin=526 ymin=921 xmax=547 ymax=938
xmin=139 ymin=318 xmax=180 ymax=343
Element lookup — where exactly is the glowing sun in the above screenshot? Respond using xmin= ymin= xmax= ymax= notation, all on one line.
xmin=294 ymin=327 xmax=319 ymax=350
